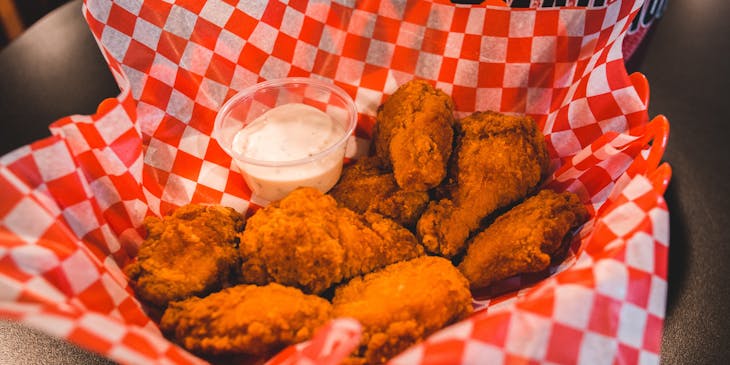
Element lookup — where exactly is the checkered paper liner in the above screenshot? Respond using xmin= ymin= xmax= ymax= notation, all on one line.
xmin=0 ymin=0 xmax=670 ymax=364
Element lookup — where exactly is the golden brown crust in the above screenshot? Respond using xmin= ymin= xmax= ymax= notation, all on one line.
xmin=458 ymin=189 xmax=589 ymax=288
xmin=372 ymin=80 xmax=455 ymax=191
xmin=239 ymin=187 xmax=424 ymax=294
xmin=329 ymin=157 xmax=396 ymax=214
xmin=333 ymin=256 xmax=472 ymax=365
xmin=124 ymin=204 xmax=243 ymax=307
xmin=160 ymin=283 xmax=331 ymax=356
xmin=417 ymin=111 xmax=550 ymax=258
xmin=329 ymin=156 xmax=430 ymax=228
xmin=367 ymin=190 xmax=430 ymax=229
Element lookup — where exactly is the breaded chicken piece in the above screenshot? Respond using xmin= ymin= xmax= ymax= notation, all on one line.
xmin=160 ymin=283 xmax=331 ymax=357
xmin=124 ymin=204 xmax=243 ymax=307
xmin=372 ymin=80 xmax=455 ymax=191
xmin=459 ymin=189 xmax=589 ymax=288
xmin=239 ymin=187 xmax=424 ymax=294
xmin=329 ymin=156 xmax=430 ymax=228
xmin=417 ymin=111 xmax=550 ymax=258
xmin=333 ymin=256 xmax=472 ymax=365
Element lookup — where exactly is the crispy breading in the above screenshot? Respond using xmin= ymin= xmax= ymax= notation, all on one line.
xmin=124 ymin=204 xmax=243 ymax=307
xmin=367 ymin=190 xmax=430 ymax=229
xmin=160 ymin=283 xmax=331 ymax=357
xmin=372 ymin=80 xmax=455 ymax=191
xmin=459 ymin=189 xmax=589 ymax=288
xmin=333 ymin=256 xmax=472 ymax=365
xmin=417 ymin=111 xmax=550 ymax=258
xmin=239 ymin=187 xmax=424 ymax=294
xmin=329 ymin=156 xmax=430 ymax=228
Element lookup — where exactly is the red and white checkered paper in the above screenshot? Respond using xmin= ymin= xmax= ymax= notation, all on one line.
xmin=0 ymin=0 xmax=670 ymax=364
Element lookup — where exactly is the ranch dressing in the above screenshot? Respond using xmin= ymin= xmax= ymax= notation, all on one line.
xmin=231 ymin=103 xmax=347 ymax=203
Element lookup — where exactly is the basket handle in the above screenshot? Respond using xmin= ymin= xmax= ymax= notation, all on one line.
xmin=625 ymin=114 xmax=670 ymax=194
xmin=643 ymin=115 xmax=669 ymax=173
xmin=648 ymin=161 xmax=672 ymax=195
xmin=630 ymin=72 xmax=650 ymax=108
xmin=643 ymin=115 xmax=671 ymax=193
xmin=628 ymin=71 xmax=671 ymax=193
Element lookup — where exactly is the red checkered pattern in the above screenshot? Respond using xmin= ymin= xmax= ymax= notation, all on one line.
xmin=267 ymin=318 xmax=363 ymax=365
xmin=386 ymin=126 xmax=669 ymax=364
xmin=0 ymin=0 xmax=670 ymax=364
xmin=0 ymin=302 xmax=203 ymax=364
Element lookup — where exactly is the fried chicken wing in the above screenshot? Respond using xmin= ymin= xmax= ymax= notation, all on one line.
xmin=239 ymin=187 xmax=424 ymax=294
xmin=333 ymin=256 xmax=472 ymax=365
xmin=459 ymin=189 xmax=589 ymax=288
xmin=417 ymin=111 xmax=550 ymax=258
xmin=124 ymin=204 xmax=243 ymax=307
xmin=372 ymin=80 xmax=455 ymax=191
xmin=160 ymin=283 xmax=331 ymax=357
xmin=329 ymin=156 xmax=430 ymax=228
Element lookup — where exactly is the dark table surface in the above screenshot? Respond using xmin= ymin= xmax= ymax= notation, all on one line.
xmin=1 ymin=1 xmax=729 ymax=364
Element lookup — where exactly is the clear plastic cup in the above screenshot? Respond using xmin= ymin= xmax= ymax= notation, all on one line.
xmin=212 ymin=77 xmax=357 ymax=205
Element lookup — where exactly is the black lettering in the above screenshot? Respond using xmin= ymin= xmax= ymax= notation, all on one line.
xmin=629 ymin=10 xmax=641 ymax=33
xmin=628 ymin=1 xmax=644 ymax=33
xmin=510 ymin=0 xmax=532 ymax=8
xmin=641 ymin=0 xmax=656 ymax=26
xmin=541 ymin=0 xmax=567 ymax=6
xmin=643 ymin=0 xmax=668 ymax=26
xmin=506 ymin=0 xmax=622 ymax=8
xmin=627 ymin=0 xmax=668 ymax=34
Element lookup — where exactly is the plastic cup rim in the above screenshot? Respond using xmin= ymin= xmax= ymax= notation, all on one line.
xmin=213 ymin=77 xmax=358 ymax=168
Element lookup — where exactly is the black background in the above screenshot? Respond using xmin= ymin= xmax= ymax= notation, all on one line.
xmin=1 ymin=0 xmax=729 ymax=364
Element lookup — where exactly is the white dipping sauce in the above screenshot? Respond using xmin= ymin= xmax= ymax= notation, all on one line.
xmin=231 ymin=103 xmax=347 ymax=203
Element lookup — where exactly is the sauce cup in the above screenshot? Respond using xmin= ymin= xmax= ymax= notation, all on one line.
xmin=212 ymin=77 xmax=357 ymax=205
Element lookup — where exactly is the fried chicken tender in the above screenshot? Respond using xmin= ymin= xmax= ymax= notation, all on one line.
xmin=239 ymin=187 xmax=424 ymax=294
xmin=124 ymin=204 xmax=243 ymax=307
xmin=160 ymin=283 xmax=331 ymax=357
xmin=333 ymin=256 xmax=472 ymax=365
xmin=417 ymin=111 xmax=550 ymax=258
xmin=372 ymin=80 xmax=455 ymax=191
xmin=329 ymin=156 xmax=430 ymax=228
xmin=459 ymin=189 xmax=589 ymax=288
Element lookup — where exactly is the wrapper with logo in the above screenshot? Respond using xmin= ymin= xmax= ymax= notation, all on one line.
xmin=499 ymin=0 xmax=668 ymax=60
xmin=0 ymin=0 xmax=670 ymax=364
